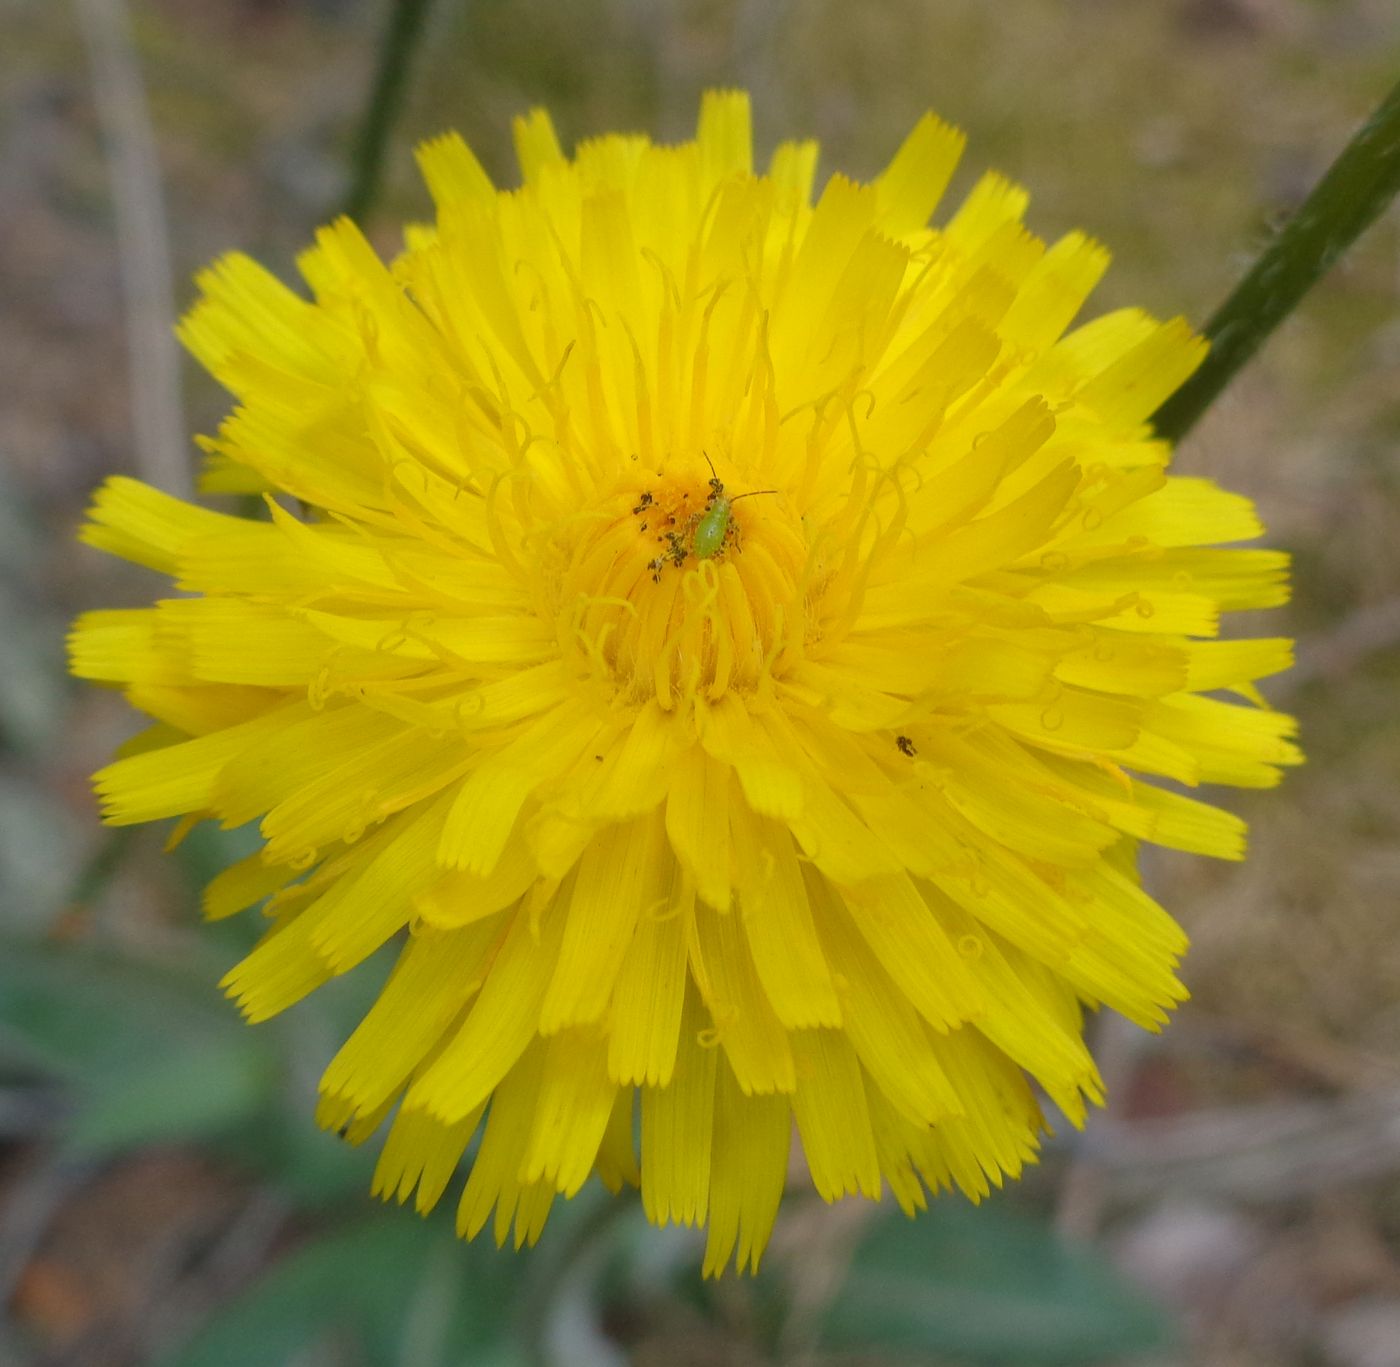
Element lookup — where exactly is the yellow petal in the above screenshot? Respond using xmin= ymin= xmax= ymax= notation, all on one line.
xmin=790 ymin=1029 xmax=881 ymax=1202
xmin=641 ymin=984 xmax=718 ymax=1226
xmin=703 ymin=1061 xmax=790 ymax=1276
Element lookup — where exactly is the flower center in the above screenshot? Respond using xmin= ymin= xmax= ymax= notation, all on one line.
xmin=551 ymin=462 xmax=808 ymax=708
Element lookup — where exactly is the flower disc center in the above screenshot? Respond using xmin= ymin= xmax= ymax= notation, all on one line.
xmin=553 ymin=465 xmax=806 ymax=708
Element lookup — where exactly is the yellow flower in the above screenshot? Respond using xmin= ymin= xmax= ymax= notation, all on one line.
xmin=71 ymin=91 xmax=1298 ymax=1274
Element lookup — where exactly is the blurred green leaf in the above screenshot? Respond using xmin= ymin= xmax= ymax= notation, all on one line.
xmin=819 ymin=1200 xmax=1175 ymax=1366
xmin=0 ymin=935 xmax=279 ymax=1156
xmin=0 ymin=936 xmax=242 ymax=1078
xmin=66 ymin=1031 xmax=273 ymax=1156
xmin=230 ymin=1107 xmax=381 ymax=1210
xmin=0 ymin=930 xmax=406 ymax=1205
xmin=159 ymin=1215 xmax=528 ymax=1367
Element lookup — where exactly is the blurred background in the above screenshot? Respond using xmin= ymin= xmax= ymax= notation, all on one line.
xmin=3 ymin=1 xmax=1400 ymax=1363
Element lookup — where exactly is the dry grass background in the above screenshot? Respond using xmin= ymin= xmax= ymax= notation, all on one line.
xmin=3 ymin=1 xmax=1400 ymax=1363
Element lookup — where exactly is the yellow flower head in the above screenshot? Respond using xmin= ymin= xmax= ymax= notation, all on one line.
xmin=71 ymin=91 xmax=1299 ymax=1274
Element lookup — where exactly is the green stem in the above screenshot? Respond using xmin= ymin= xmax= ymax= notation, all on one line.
xmin=342 ymin=0 xmax=439 ymax=223
xmin=519 ymin=1189 xmax=639 ymax=1367
xmin=1153 ymin=75 xmax=1400 ymax=444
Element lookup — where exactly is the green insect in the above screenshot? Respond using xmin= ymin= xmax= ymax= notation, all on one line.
xmin=690 ymin=453 xmax=776 ymax=561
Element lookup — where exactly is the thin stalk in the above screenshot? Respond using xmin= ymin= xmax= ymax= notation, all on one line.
xmin=343 ymin=0 xmax=439 ymax=223
xmin=64 ymin=825 xmax=138 ymax=916
xmin=1153 ymin=75 xmax=1400 ymax=444
xmin=75 ymin=0 xmax=189 ymax=498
